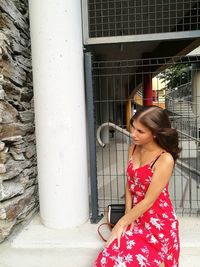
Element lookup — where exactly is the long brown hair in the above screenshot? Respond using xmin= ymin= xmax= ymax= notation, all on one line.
xmin=130 ymin=105 xmax=181 ymax=161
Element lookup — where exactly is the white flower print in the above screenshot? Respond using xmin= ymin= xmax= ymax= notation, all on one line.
xmin=158 ymin=233 xmax=164 ymax=239
xmin=145 ymin=175 xmax=152 ymax=183
xmin=141 ymin=246 xmax=149 ymax=254
xmin=114 ymin=262 xmax=126 ymax=267
xmin=102 ymin=248 xmax=110 ymax=257
xmin=110 ymin=252 xmax=133 ymax=267
xmin=136 ymin=191 xmax=144 ymax=197
xmin=125 ymin=254 xmax=133 ymax=263
xmin=113 ymin=261 xmax=126 ymax=267
xmin=150 ymin=217 xmax=164 ymax=230
xmin=112 ymin=243 xmax=119 ymax=251
xmin=171 ymin=221 xmax=177 ymax=229
xmin=133 ymin=227 xmax=143 ymax=234
xmin=125 ymin=230 xmax=133 ymax=237
xmin=154 ymin=259 xmax=162 ymax=265
xmin=150 ymin=235 xmax=158 ymax=244
xmin=162 ymin=188 xmax=168 ymax=196
xmin=131 ymin=184 xmax=135 ymax=191
xmin=111 ymin=255 xmax=124 ymax=266
xmin=116 ymin=263 xmax=126 ymax=267
xmin=159 ymin=199 xmax=169 ymax=208
xmin=127 ymin=240 xmax=136 ymax=249
xmin=170 ymin=230 xmax=177 ymax=239
xmin=149 ymin=209 xmax=154 ymax=214
xmin=172 ymin=210 xmax=178 ymax=220
xmin=162 ymin=213 xmax=168 ymax=219
xmin=167 ymin=253 xmax=173 ymax=261
xmin=161 ymin=243 xmax=169 ymax=254
xmin=100 ymin=257 xmax=107 ymax=265
xmin=135 ymin=254 xmax=150 ymax=267
xmin=145 ymin=222 xmax=151 ymax=230
xmin=172 ymin=259 xmax=178 ymax=267
xmin=173 ymin=243 xmax=179 ymax=251
xmin=134 ymin=176 xmax=140 ymax=184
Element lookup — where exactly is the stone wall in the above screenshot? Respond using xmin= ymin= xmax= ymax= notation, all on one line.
xmin=0 ymin=0 xmax=38 ymax=242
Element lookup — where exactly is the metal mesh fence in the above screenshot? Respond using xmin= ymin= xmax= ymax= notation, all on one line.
xmin=92 ymin=55 xmax=200 ymax=216
xmin=88 ymin=0 xmax=200 ymax=38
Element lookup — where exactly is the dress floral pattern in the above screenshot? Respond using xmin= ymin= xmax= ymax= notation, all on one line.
xmin=93 ymin=155 xmax=180 ymax=267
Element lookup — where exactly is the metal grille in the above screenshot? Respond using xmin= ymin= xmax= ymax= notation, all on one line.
xmin=92 ymin=55 xmax=200 ymax=217
xmin=88 ymin=0 xmax=200 ymax=38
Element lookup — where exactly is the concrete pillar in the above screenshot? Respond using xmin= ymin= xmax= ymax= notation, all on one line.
xmin=28 ymin=0 xmax=89 ymax=228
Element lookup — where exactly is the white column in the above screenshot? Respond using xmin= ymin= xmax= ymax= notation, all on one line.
xmin=28 ymin=0 xmax=89 ymax=228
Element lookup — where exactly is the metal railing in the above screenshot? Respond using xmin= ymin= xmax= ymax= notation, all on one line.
xmin=96 ymin=122 xmax=131 ymax=147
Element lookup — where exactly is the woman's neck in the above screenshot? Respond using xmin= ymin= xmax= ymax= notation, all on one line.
xmin=139 ymin=142 xmax=162 ymax=153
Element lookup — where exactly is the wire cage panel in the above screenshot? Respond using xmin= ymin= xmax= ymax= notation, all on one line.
xmin=87 ymin=0 xmax=200 ymax=38
xmin=92 ymin=55 xmax=200 ymax=217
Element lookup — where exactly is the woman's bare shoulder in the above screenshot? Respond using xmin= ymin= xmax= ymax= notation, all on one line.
xmin=151 ymin=152 xmax=174 ymax=176
xmin=158 ymin=152 xmax=174 ymax=167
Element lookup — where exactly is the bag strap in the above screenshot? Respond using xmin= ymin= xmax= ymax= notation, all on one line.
xmin=97 ymin=222 xmax=110 ymax=242
xmin=97 ymin=207 xmax=114 ymax=242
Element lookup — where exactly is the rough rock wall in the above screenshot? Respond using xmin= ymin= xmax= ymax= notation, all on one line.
xmin=0 ymin=0 xmax=38 ymax=242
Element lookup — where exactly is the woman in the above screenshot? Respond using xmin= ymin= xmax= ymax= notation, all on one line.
xmin=94 ymin=105 xmax=181 ymax=267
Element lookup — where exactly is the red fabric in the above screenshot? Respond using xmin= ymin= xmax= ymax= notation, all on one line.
xmin=94 ymin=161 xmax=180 ymax=267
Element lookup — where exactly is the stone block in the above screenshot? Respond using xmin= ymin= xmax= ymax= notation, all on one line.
xmin=25 ymin=145 xmax=36 ymax=159
xmin=0 ymin=123 xmax=34 ymax=139
xmin=0 ymin=141 xmax=5 ymax=151
xmin=0 ymin=89 xmax=5 ymax=100
xmin=0 ymin=219 xmax=16 ymax=243
xmin=0 ymin=181 xmax=24 ymax=201
xmin=2 ymin=158 xmax=31 ymax=180
xmin=9 ymin=148 xmax=25 ymax=161
xmin=19 ymin=111 xmax=34 ymax=123
xmin=20 ymin=87 xmax=33 ymax=102
xmin=0 ymin=101 xmax=18 ymax=123
xmin=0 ymin=186 xmax=36 ymax=220
xmin=0 ymin=163 xmax=6 ymax=174
xmin=0 ymin=149 xmax=9 ymax=164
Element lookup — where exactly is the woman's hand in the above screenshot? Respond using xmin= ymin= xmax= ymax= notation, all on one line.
xmin=105 ymin=218 xmax=135 ymax=248
xmin=105 ymin=222 xmax=126 ymax=248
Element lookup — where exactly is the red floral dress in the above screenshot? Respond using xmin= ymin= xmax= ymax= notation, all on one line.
xmin=94 ymin=153 xmax=180 ymax=267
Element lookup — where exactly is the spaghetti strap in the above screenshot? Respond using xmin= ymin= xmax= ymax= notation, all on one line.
xmin=150 ymin=151 xmax=165 ymax=168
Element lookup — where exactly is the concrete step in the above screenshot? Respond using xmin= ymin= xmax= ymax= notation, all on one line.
xmin=0 ymin=214 xmax=200 ymax=267
xmin=0 ymin=247 xmax=98 ymax=267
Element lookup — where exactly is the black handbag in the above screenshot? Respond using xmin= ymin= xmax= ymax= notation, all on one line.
xmin=107 ymin=204 xmax=126 ymax=226
xmin=98 ymin=204 xmax=125 ymax=241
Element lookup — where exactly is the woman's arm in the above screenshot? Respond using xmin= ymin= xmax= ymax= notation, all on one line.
xmin=105 ymin=152 xmax=174 ymax=248
xmin=125 ymin=183 xmax=132 ymax=213
xmin=125 ymin=145 xmax=134 ymax=213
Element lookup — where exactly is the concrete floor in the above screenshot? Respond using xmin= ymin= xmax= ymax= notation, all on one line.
xmin=0 ymin=214 xmax=200 ymax=267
